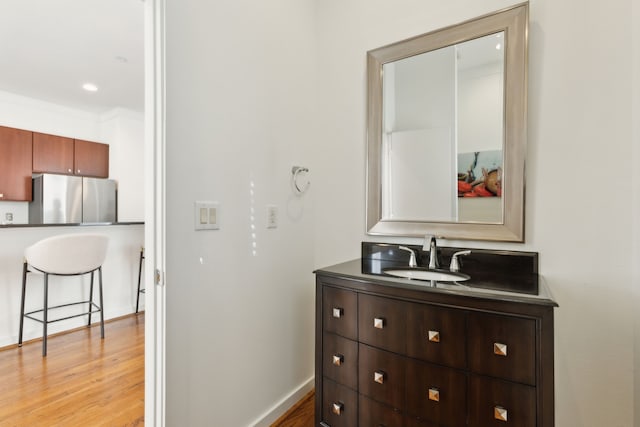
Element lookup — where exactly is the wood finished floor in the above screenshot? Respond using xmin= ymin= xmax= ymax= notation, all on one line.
xmin=270 ymin=390 xmax=314 ymax=427
xmin=0 ymin=312 xmax=314 ymax=427
xmin=0 ymin=313 xmax=145 ymax=427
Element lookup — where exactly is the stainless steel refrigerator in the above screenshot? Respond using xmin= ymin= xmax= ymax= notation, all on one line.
xmin=29 ymin=174 xmax=117 ymax=224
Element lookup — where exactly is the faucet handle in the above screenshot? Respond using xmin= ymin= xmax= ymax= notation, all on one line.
xmin=398 ymin=246 xmax=417 ymax=268
xmin=449 ymin=250 xmax=471 ymax=272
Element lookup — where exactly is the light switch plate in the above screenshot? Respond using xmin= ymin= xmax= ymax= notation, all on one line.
xmin=194 ymin=201 xmax=220 ymax=230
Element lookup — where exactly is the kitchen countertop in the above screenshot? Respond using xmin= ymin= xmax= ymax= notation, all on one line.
xmin=315 ymin=258 xmax=558 ymax=307
xmin=0 ymin=221 xmax=144 ymax=228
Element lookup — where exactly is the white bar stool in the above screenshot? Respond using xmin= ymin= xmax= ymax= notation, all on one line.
xmin=18 ymin=233 xmax=109 ymax=356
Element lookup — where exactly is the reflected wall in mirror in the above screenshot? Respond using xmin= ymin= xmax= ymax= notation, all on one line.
xmin=367 ymin=3 xmax=528 ymax=241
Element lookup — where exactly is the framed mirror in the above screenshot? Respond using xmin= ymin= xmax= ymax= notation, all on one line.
xmin=366 ymin=3 xmax=528 ymax=241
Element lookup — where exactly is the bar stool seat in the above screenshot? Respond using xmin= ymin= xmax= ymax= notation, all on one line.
xmin=18 ymin=233 xmax=109 ymax=356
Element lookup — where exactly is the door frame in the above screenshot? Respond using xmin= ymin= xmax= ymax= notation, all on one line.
xmin=144 ymin=0 xmax=166 ymax=425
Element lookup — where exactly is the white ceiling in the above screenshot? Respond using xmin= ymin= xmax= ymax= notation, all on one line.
xmin=0 ymin=0 xmax=145 ymax=114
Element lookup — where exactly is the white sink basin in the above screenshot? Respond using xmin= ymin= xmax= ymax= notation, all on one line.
xmin=383 ymin=268 xmax=470 ymax=282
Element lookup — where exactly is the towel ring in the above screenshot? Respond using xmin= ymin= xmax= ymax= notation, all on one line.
xmin=291 ymin=166 xmax=310 ymax=195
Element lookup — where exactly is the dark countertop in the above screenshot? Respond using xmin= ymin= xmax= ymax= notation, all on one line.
xmin=315 ymin=258 xmax=558 ymax=307
xmin=0 ymin=222 xmax=144 ymax=228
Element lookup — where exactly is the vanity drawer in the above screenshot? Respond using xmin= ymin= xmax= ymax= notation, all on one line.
xmin=358 ymin=394 xmax=404 ymax=427
xmin=468 ymin=374 xmax=536 ymax=427
xmin=405 ymin=358 xmax=467 ymax=427
xmin=358 ymin=293 xmax=407 ymax=354
xmin=467 ymin=312 xmax=536 ymax=385
xmin=323 ymin=332 xmax=358 ymax=389
xmin=407 ymin=303 xmax=467 ymax=369
xmin=322 ymin=378 xmax=358 ymax=427
xmin=358 ymin=343 xmax=405 ymax=409
xmin=323 ymin=286 xmax=358 ymax=340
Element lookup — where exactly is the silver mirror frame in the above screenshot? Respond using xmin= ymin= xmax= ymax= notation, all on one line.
xmin=366 ymin=3 xmax=528 ymax=242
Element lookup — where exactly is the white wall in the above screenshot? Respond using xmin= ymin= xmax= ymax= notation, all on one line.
xmin=100 ymin=108 xmax=145 ymax=222
xmin=164 ymin=1 xmax=317 ymax=425
xmin=314 ymin=1 xmax=636 ymax=427
xmin=0 ymin=90 xmax=102 ymax=141
xmin=458 ymin=62 xmax=504 ymax=153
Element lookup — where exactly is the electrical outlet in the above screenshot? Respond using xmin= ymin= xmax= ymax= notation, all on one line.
xmin=266 ymin=205 xmax=278 ymax=229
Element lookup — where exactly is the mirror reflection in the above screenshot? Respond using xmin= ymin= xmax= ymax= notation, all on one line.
xmin=381 ymin=32 xmax=505 ymax=223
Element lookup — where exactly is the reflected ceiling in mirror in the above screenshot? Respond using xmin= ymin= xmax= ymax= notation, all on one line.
xmin=367 ymin=3 xmax=528 ymax=241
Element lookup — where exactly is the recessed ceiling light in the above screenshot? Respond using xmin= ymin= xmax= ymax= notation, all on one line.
xmin=82 ymin=83 xmax=99 ymax=92
xmin=495 ymin=43 xmax=502 ymax=50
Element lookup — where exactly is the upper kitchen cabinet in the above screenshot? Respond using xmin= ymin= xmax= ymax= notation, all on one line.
xmin=0 ymin=126 xmax=33 ymax=201
xmin=32 ymin=132 xmax=109 ymax=178
xmin=74 ymin=139 xmax=109 ymax=178
xmin=33 ymin=132 xmax=75 ymax=175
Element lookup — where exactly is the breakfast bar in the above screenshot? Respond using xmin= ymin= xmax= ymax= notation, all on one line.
xmin=0 ymin=222 xmax=144 ymax=348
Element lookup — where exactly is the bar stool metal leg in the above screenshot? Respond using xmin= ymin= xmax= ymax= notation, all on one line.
xmin=136 ymin=247 xmax=144 ymax=313
xmin=18 ymin=262 xmax=27 ymax=347
xmin=18 ymin=261 xmax=29 ymax=347
xmin=43 ymin=273 xmax=49 ymax=357
xmin=99 ymin=267 xmax=105 ymax=339
xmin=88 ymin=270 xmax=95 ymax=327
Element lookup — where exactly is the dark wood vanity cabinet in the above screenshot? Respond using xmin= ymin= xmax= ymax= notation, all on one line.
xmin=315 ymin=274 xmax=555 ymax=426
xmin=0 ymin=126 xmax=33 ymax=201
xmin=33 ymin=132 xmax=109 ymax=178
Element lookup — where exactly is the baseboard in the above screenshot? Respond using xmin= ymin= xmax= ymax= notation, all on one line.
xmin=249 ymin=376 xmax=314 ymax=427
xmin=0 ymin=311 xmax=144 ymax=352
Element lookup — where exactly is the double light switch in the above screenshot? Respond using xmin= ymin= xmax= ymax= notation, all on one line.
xmin=194 ymin=201 xmax=220 ymax=230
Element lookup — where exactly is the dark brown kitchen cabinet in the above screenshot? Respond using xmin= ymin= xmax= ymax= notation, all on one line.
xmin=0 ymin=126 xmax=33 ymax=201
xmin=33 ymin=132 xmax=75 ymax=175
xmin=32 ymin=133 xmax=109 ymax=178
xmin=74 ymin=139 xmax=109 ymax=177
xmin=315 ymin=273 xmax=555 ymax=426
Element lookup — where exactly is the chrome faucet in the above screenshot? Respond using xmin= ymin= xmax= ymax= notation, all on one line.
xmin=398 ymin=246 xmax=417 ymax=268
xmin=423 ymin=235 xmax=439 ymax=269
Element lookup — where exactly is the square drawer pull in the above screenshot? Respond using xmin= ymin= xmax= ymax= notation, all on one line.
xmin=494 ymin=342 xmax=508 ymax=356
xmin=332 ymin=307 xmax=343 ymax=318
xmin=374 ymin=317 xmax=385 ymax=329
xmin=428 ymin=387 xmax=440 ymax=402
xmin=494 ymin=406 xmax=508 ymax=422
xmin=332 ymin=354 xmax=344 ymax=366
xmin=428 ymin=330 xmax=440 ymax=342
xmin=374 ymin=370 xmax=385 ymax=384
xmin=332 ymin=402 xmax=344 ymax=415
